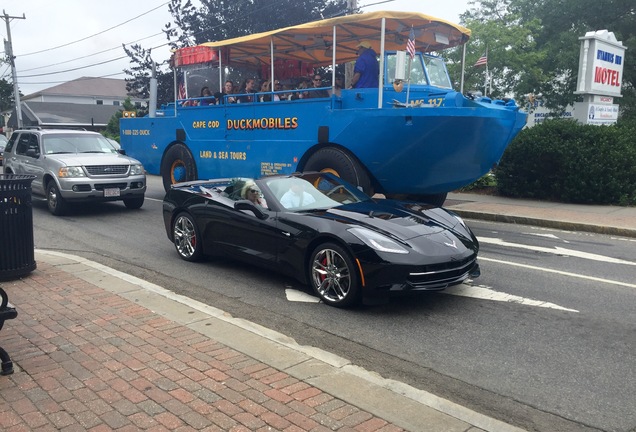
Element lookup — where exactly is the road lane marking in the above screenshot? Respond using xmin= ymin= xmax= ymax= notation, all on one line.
xmin=443 ymin=283 xmax=579 ymax=312
xmin=479 ymin=237 xmax=636 ymax=266
xmin=285 ymin=289 xmax=321 ymax=303
xmin=286 ymin=284 xmax=579 ymax=312
xmin=479 ymin=256 xmax=636 ymax=289
xmin=524 ymin=233 xmax=562 ymax=240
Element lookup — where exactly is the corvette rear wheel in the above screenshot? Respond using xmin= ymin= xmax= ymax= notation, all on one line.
xmin=309 ymin=242 xmax=360 ymax=307
xmin=172 ymin=212 xmax=202 ymax=261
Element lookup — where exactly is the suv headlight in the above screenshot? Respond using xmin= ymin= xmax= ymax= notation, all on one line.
xmin=58 ymin=166 xmax=85 ymax=178
xmin=130 ymin=164 xmax=144 ymax=175
xmin=348 ymin=227 xmax=409 ymax=254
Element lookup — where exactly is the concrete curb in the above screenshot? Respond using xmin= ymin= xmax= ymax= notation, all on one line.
xmin=451 ymin=209 xmax=636 ymax=239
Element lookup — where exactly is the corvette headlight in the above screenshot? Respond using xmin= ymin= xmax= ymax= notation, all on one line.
xmin=348 ymin=227 xmax=409 ymax=254
xmin=130 ymin=164 xmax=144 ymax=175
xmin=454 ymin=214 xmax=467 ymax=229
xmin=58 ymin=166 xmax=85 ymax=178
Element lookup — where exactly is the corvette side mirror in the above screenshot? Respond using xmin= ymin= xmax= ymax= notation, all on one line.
xmin=235 ymin=200 xmax=268 ymax=220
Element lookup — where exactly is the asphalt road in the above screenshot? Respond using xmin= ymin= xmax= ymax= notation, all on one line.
xmin=29 ymin=175 xmax=636 ymax=432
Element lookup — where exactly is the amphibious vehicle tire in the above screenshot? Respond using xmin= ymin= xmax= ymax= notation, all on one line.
xmin=304 ymin=147 xmax=372 ymax=195
xmin=309 ymin=242 xmax=361 ymax=308
xmin=161 ymin=144 xmax=198 ymax=193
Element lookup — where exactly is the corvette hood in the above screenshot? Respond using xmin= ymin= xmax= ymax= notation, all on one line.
xmin=313 ymin=200 xmax=468 ymax=241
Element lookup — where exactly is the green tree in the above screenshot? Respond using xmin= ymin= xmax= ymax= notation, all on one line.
xmin=123 ymin=44 xmax=173 ymax=109
xmin=0 ymin=78 xmax=16 ymax=113
xmin=457 ymin=0 xmax=635 ymax=118
xmin=163 ymin=0 xmax=349 ymax=46
xmin=102 ymin=97 xmax=136 ymax=141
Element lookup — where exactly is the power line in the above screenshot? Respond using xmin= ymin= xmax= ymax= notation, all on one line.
xmin=18 ymin=2 xmax=170 ymax=56
xmin=19 ymin=31 xmax=165 ymax=73
xmin=15 ymin=0 xmax=342 ymax=83
xmin=19 ymin=71 xmax=126 ymax=85
xmin=17 ymin=38 xmax=173 ymax=79
xmin=16 ymin=0 xmax=287 ymax=79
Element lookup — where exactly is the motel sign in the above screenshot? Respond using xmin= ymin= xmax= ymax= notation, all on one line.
xmin=574 ymin=30 xmax=626 ymax=125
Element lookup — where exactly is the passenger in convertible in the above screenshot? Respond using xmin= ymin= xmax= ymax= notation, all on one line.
xmin=280 ymin=181 xmax=316 ymax=208
xmin=242 ymin=181 xmax=267 ymax=208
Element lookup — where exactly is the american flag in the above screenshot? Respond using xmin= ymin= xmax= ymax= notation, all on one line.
xmin=178 ymin=79 xmax=187 ymax=100
xmin=406 ymin=27 xmax=416 ymax=60
xmin=474 ymin=53 xmax=488 ymax=67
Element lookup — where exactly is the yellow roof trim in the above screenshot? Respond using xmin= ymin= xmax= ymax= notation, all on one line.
xmin=192 ymin=11 xmax=470 ymax=68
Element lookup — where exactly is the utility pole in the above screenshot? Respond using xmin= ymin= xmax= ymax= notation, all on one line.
xmin=2 ymin=10 xmax=26 ymax=129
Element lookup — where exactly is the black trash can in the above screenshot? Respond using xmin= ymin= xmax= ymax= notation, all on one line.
xmin=0 ymin=174 xmax=37 ymax=280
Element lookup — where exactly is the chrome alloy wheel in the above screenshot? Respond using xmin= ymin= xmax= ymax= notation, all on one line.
xmin=173 ymin=214 xmax=199 ymax=260
xmin=311 ymin=247 xmax=352 ymax=303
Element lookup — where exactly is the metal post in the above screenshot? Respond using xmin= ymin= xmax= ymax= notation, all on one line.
xmin=378 ymin=18 xmax=385 ymax=109
xmin=173 ymin=67 xmax=177 ymax=116
xmin=218 ymin=49 xmax=223 ymax=94
xmin=149 ymin=61 xmax=157 ymax=118
xmin=332 ymin=25 xmax=336 ymax=89
xmin=460 ymin=43 xmax=466 ymax=94
xmin=270 ymin=38 xmax=275 ymax=99
xmin=2 ymin=10 xmax=26 ymax=129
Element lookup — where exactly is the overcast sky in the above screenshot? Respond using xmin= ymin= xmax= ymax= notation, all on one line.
xmin=2 ymin=0 xmax=470 ymax=97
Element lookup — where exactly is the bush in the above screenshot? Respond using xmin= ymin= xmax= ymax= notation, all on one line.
xmin=495 ymin=119 xmax=636 ymax=205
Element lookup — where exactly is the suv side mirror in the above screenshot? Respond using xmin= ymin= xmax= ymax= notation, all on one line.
xmin=25 ymin=148 xmax=40 ymax=158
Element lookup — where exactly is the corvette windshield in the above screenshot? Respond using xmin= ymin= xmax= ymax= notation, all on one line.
xmin=267 ymin=174 xmax=369 ymax=211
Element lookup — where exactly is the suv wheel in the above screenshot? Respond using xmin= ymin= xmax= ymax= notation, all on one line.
xmin=123 ymin=196 xmax=144 ymax=209
xmin=47 ymin=182 xmax=68 ymax=216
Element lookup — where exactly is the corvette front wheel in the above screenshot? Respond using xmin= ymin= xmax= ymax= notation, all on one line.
xmin=309 ymin=242 xmax=360 ymax=308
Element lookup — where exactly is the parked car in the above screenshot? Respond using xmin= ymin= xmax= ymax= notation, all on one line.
xmin=0 ymin=134 xmax=8 ymax=166
xmin=3 ymin=129 xmax=146 ymax=215
xmin=163 ymin=172 xmax=480 ymax=307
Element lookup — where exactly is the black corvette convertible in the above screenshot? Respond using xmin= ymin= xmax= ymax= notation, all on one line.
xmin=163 ymin=172 xmax=480 ymax=307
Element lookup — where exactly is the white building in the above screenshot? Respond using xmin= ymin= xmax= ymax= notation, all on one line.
xmin=22 ymin=77 xmax=145 ymax=107
xmin=3 ymin=77 xmax=145 ymax=133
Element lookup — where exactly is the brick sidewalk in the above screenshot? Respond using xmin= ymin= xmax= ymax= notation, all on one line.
xmin=0 ymin=261 xmax=404 ymax=432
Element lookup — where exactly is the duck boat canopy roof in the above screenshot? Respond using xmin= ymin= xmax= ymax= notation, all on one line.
xmin=173 ymin=10 xmax=471 ymax=68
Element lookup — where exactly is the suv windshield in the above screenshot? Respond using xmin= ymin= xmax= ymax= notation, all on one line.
xmin=43 ymin=134 xmax=118 ymax=154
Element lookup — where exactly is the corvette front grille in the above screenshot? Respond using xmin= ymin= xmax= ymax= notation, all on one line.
xmin=406 ymin=256 xmax=478 ymax=290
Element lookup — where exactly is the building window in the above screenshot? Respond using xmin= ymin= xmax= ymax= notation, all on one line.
xmin=96 ymin=100 xmax=103 ymax=105
xmin=113 ymin=101 xmax=120 ymax=106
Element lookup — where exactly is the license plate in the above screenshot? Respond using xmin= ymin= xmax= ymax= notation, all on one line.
xmin=104 ymin=188 xmax=120 ymax=197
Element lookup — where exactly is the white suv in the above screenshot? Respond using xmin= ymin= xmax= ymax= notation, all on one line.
xmin=3 ymin=129 xmax=146 ymax=215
